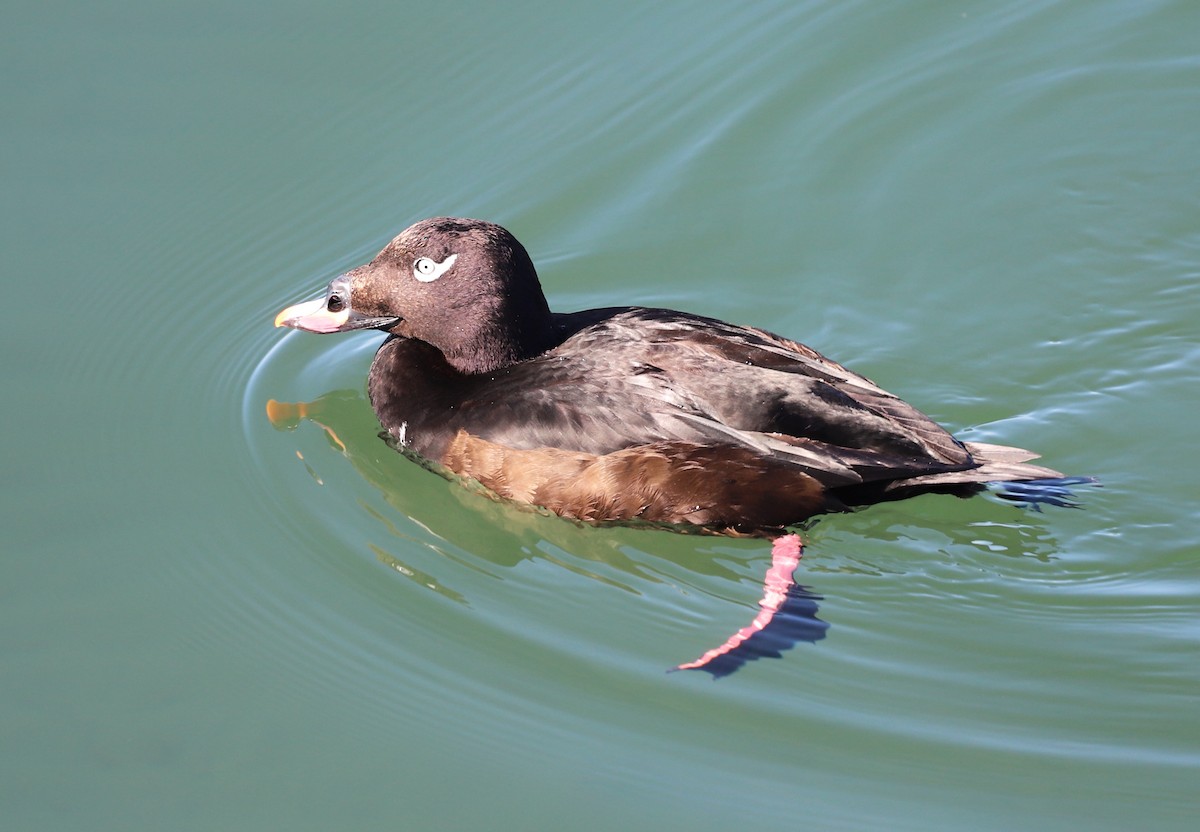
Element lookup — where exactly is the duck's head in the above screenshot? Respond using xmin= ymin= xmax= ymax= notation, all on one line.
xmin=275 ymin=217 xmax=556 ymax=375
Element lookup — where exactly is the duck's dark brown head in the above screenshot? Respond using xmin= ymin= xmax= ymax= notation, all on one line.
xmin=275 ymin=217 xmax=557 ymax=375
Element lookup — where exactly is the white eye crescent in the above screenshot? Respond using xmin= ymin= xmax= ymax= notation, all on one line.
xmin=413 ymin=253 xmax=457 ymax=282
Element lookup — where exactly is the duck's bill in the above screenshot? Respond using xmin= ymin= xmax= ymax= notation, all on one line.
xmin=274 ymin=297 xmax=350 ymax=333
xmin=274 ymin=298 xmax=399 ymax=333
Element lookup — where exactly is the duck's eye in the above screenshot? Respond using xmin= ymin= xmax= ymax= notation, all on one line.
xmin=327 ymin=294 xmax=345 ymax=313
xmin=412 ymin=253 xmax=458 ymax=283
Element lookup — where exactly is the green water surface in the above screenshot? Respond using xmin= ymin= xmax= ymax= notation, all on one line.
xmin=4 ymin=2 xmax=1198 ymax=830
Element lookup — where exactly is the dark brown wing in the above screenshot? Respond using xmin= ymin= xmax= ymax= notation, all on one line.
xmin=393 ymin=307 xmax=982 ymax=488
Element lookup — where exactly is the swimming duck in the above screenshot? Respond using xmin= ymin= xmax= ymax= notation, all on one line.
xmin=274 ymin=217 xmax=1064 ymax=534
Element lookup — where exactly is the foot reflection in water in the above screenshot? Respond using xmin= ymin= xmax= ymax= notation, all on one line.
xmin=674 ymin=534 xmax=828 ymax=678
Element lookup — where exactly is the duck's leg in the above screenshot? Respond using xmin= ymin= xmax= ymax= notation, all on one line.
xmin=674 ymin=533 xmax=828 ymax=677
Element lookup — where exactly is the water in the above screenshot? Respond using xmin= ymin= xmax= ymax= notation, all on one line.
xmin=4 ymin=1 xmax=1198 ymax=829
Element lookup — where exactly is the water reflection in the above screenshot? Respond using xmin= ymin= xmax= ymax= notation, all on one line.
xmin=680 ymin=585 xmax=828 ymax=679
xmin=261 ymin=385 xmax=1088 ymax=678
xmin=265 ymin=389 xmax=830 ymax=675
xmin=674 ymin=534 xmax=828 ymax=678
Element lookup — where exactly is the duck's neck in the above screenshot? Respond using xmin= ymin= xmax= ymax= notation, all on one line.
xmin=440 ymin=291 xmax=559 ymax=375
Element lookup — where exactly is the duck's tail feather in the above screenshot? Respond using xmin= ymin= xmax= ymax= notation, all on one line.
xmin=883 ymin=440 xmax=1063 ymax=492
xmin=880 ymin=439 xmax=1098 ymax=510
xmin=882 ymin=438 xmax=1094 ymax=491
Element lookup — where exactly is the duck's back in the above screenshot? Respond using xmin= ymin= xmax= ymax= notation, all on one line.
xmin=368 ymin=307 xmax=999 ymax=496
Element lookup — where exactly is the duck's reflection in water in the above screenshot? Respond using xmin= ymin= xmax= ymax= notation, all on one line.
xmin=267 ymin=390 xmax=829 ymax=677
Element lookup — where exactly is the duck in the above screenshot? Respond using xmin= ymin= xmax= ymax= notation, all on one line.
xmin=274 ymin=216 xmax=1068 ymax=535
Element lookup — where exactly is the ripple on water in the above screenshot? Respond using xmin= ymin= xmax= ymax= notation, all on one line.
xmin=226 ymin=298 xmax=1189 ymax=788
xmin=158 ymin=1 xmax=1200 ymax=801
xmin=242 ymin=306 xmax=1159 ymax=774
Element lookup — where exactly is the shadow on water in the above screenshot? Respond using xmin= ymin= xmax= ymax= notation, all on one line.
xmin=264 ymin=388 xmax=832 ymax=676
xmin=675 ymin=583 xmax=829 ymax=679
